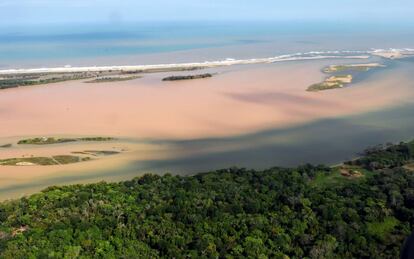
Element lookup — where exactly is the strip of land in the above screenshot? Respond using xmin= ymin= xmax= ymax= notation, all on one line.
xmin=323 ymin=63 xmax=385 ymax=73
xmin=0 ymin=73 xmax=93 ymax=90
xmin=162 ymin=73 xmax=213 ymax=81
xmin=0 ymin=52 xmax=370 ymax=76
xmin=0 ymin=68 xmax=196 ymax=89
xmin=84 ymin=75 xmax=141 ymax=83
xmin=17 ymin=137 xmax=114 ymax=145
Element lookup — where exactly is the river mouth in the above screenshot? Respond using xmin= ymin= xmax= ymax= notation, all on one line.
xmin=0 ymin=57 xmax=414 ymax=200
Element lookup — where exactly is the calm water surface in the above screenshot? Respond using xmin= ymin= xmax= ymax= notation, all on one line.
xmin=1 ymin=21 xmax=414 ymax=68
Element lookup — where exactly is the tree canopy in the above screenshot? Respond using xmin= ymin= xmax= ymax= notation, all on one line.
xmin=0 ymin=141 xmax=414 ymax=258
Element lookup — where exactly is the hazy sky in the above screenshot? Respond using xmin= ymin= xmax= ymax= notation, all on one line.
xmin=1 ymin=0 xmax=413 ymax=25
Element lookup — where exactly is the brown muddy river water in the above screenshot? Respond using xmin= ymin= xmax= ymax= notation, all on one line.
xmin=1 ymin=57 xmax=414 ymax=200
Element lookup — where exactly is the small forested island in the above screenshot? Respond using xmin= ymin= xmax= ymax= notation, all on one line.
xmin=307 ymin=75 xmax=353 ymax=91
xmin=308 ymin=63 xmax=384 ymax=92
xmin=0 ymin=140 xmax=413 ymax=257
xmin=162 ymin=73 xmax=213 ymax=81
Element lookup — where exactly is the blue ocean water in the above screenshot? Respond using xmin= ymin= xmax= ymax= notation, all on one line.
xmin=0 ymin=21 xmax=414 ymax=68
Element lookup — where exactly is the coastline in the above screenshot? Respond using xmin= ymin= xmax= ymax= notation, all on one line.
xmin=0 ymin=48 xmax=412 ymax=75
xmin=0 ymin=54 xmax=370 ymax=75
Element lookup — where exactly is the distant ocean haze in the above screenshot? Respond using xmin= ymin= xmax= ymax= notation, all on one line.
xmin=1 ymin=21 xmax=414 ymax=68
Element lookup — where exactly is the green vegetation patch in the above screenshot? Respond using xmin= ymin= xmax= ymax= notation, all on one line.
xmin=0 ymin=144 xmax=12 ymax=148
xmin=367 ymin=217 xmax=400 ymax=240
xmin=324 ymin=65 xmax=369 ymax=73
xmin=311 ymin=168 xmax=352 ymax=187
xmin=323 ymin=64 xmax=384 ymax=73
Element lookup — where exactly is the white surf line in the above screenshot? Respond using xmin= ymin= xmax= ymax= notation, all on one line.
xmin=0 ymin=48 xmax=410 ymax=75
xmin=0 ymin=55 xmax=369 ymax=75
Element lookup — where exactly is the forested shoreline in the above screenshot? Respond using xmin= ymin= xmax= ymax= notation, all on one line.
xmin=0 ymin=141 xmax=413 ymax=258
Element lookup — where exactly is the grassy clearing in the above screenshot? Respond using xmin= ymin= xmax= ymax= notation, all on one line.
xmin=311 ymin=165 xmax=372 ymax=188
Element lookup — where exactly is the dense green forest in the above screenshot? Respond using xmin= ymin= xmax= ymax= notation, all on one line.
xmin=1 ymin=141 xmax=414 ymax=258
